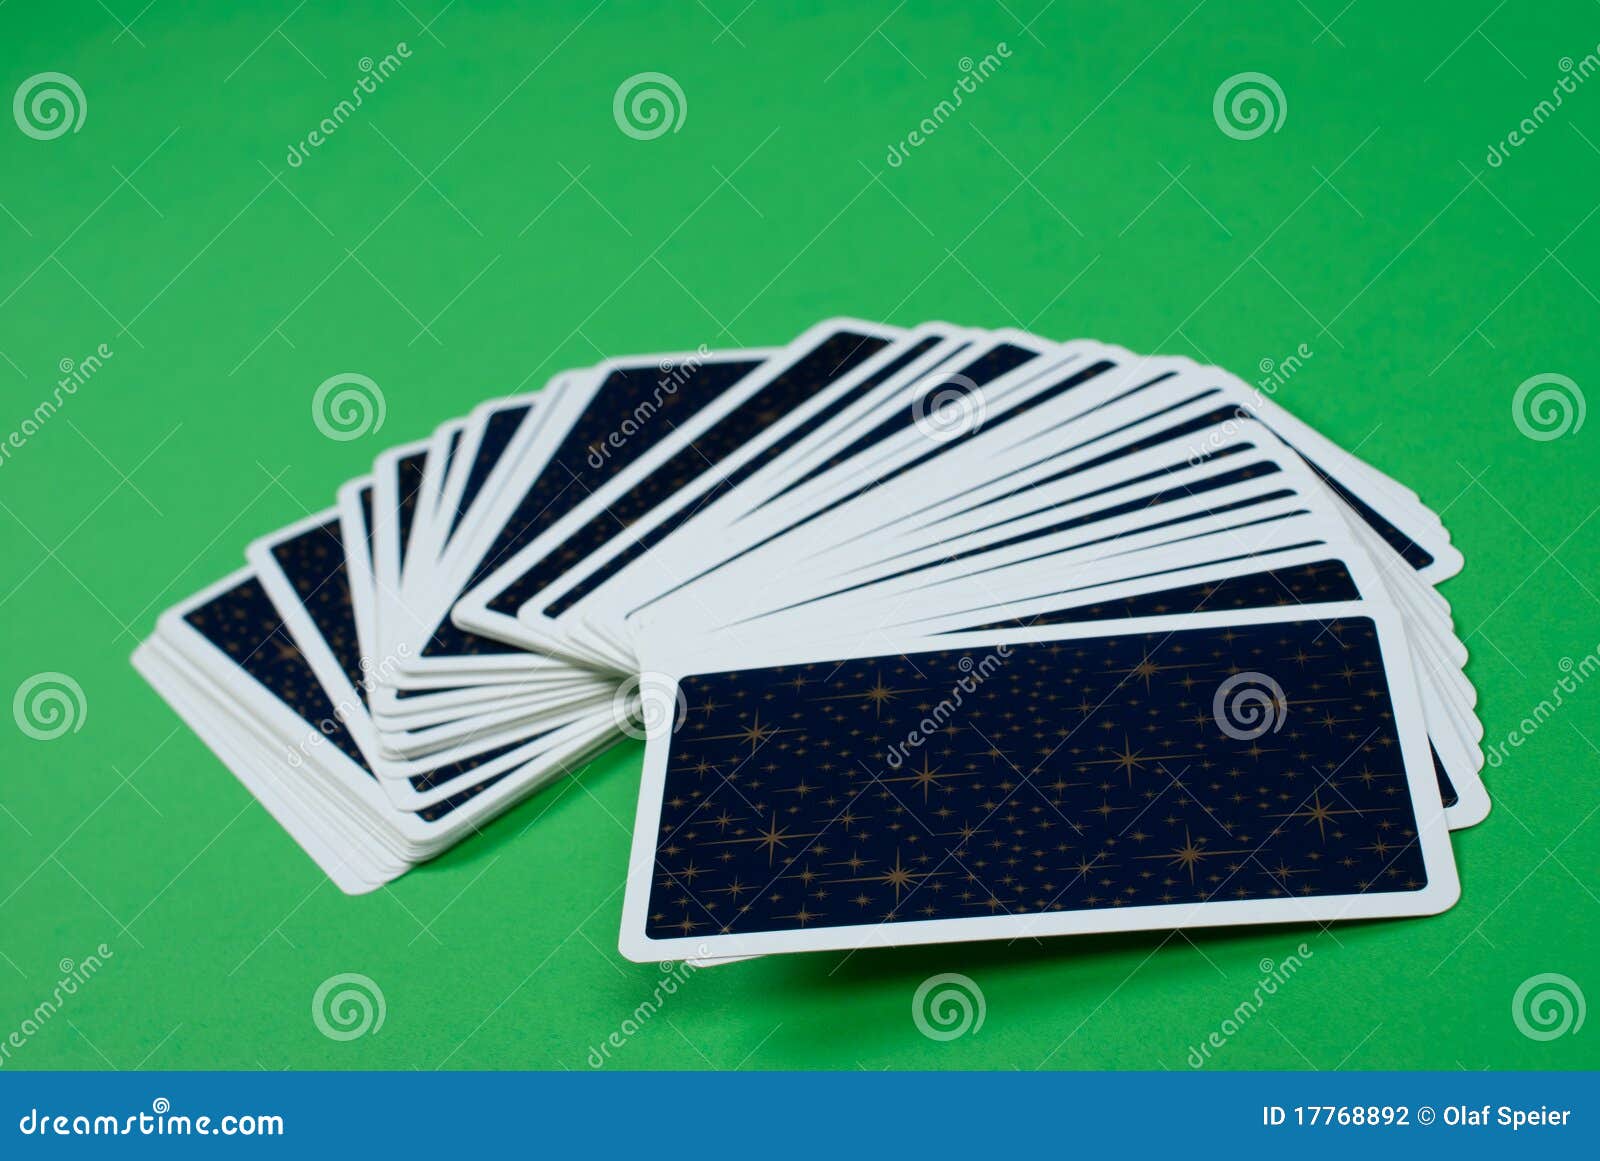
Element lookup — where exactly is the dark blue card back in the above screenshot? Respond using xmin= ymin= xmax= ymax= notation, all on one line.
xmin=644 ymin=616 xmax=1429 ymax=940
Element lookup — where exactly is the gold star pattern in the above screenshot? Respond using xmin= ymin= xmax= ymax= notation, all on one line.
xmin=644 ymin=618 xmax=1433 ymax=940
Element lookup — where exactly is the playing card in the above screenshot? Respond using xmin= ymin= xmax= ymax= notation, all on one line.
xmin=130 ymin=315 xmax=1484 ymax=953
xmin=619 ymin=603 xmax=1458 ymax=961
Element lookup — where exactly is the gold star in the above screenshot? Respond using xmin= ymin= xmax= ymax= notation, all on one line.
xmin=704 ymin=710 xmax=783 ymax=754
xmin=886 ymin=753 xmax=947 ymax=801
xmin=1274 ymin=792 xmax=1364 ymax=842
xmin=1139 ymin=827 xmax=1250 ymax=883
xmin=1125 ymin=655 xmax=1175 ymax=690
xmin=842 ymin=850 xmax=937 ymax=901
xmin=820 ymin=672 xmax=911 ymax=718
xmin=710 ymin=811 xmax=821 ymax=865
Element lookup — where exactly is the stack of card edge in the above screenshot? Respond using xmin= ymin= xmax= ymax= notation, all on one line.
xmin=133 ymin=318 xmax=1484 ymax=962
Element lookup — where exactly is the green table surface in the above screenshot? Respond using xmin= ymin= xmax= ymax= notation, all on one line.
xmin=2 ymin=0 xmax=1597 ymax=1072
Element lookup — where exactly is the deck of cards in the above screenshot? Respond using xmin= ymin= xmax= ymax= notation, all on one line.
xmin=134 ymin=319 xmax=1486 ymax=962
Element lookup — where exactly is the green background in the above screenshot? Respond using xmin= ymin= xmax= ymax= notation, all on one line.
xmin=2 ymin=0 xmax=1597 ymax=1071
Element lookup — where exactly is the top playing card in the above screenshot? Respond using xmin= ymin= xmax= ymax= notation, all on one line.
xmin=620 ymin=604 xmax=1459 ymax=960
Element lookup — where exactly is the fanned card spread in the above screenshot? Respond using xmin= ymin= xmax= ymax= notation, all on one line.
xmin=133 ymin=320 xmax=1484 ymax=960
